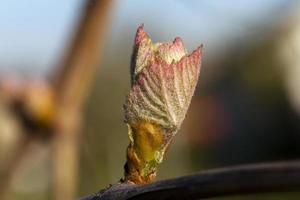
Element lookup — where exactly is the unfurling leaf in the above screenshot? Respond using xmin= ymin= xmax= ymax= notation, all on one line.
xmin=123 ymin=25 xmax=203 ymax=184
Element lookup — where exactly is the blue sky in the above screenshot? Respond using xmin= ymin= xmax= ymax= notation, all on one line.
xmin=0 ymin=0 xmax=82 ymax=74
xmin=0 ymin=0 xmax=291 ymax=75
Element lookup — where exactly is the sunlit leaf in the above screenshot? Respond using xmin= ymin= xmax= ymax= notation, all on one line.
xmin=123 ymin=25 xmax=203 ymax=184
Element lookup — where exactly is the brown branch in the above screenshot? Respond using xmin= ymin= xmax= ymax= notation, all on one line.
xmin=0 ymin=136 xmax=34 ymax=200
xmin=51 ymin=1 xmax=114 ymax=200
xmin=79 ymin=161 xmax=300 ymax=200
xmin=0 ymin=1 xmax=114 ymax=199
xmin=52 ymin=0 xmax=113 ymax=109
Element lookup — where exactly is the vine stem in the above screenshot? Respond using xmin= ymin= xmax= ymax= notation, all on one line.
xmin=80 ymin=161 xmax=300 ymax=200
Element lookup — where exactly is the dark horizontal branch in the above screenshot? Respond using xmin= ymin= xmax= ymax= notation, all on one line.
xmin=80 ymin=161 xmax=300 ymax=200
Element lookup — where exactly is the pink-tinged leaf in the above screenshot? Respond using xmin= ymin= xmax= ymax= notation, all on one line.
xmin=123 ymin=26 xmax=203 ymax=184
xmin=130 ymin=25 xmax=153 ymax=84
xmin=156 ymin=37 xmax=188 ymax=64
xmin=125 ymin=27 xmax=202 ymax=136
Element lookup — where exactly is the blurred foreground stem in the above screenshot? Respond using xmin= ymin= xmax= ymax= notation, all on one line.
xmin=0 ymin=136 xmax=34 ymax=200
xmin=52 ymin=0 xmax=114 ymax=199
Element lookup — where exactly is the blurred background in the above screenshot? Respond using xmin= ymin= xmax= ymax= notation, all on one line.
xmin=0 ymin=0 xmax=300 ymax=199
